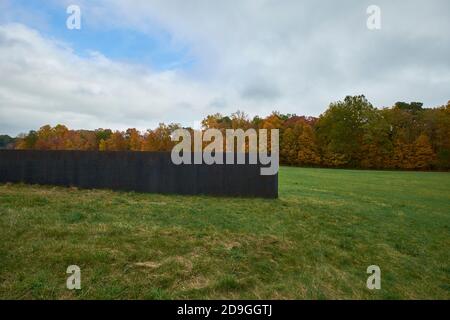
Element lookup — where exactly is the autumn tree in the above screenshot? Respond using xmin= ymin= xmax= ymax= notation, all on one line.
xmin=360 ymin=110 xmax=393 ymax=169
xmin=280 ymin=127 xmax=300 ymax=165
xmin=125 ymin=128 xmax=142 ymax=151
xmin=230 ymin=110 xmax=251 ymax=130
xmin=142 ymin=123 xmax=179 ymax=151
xmin=12 ymin=97 xmax=449 ymax=171
xmin=201 ymin=113 xmax=224 ymax=130
xmin=433 ymin=103 xmax=450 ymax=169
xmin=413 ymin=133 xmax=435 ymax=169
xmin=15 ymin=131 xmax=38 ymax=149
xmin=262 ymin=112 xmax=284 ymax=130
xmin=103 ymin=131 xmax=127 ymax=151
xmin=297 ymin=124 xmax=320 ymax=166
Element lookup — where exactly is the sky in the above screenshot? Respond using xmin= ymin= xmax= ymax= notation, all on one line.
xmin=0 ymin=0 xmax=449 ymax=136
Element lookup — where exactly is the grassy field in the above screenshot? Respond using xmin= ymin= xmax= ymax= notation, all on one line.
xmin=0 ymin=167 xmax=449 ymax=299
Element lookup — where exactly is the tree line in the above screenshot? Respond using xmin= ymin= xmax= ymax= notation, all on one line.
xmin=12 ymin=95 xmax=450 ymax=170
xmin=0 ymin=135 xmax=16 ymax=149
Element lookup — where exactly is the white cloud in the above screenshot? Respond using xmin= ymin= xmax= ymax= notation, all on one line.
xmin=0 ymin=23 xmax=221 ymax=134
xmin=1 ymin=0 xmax=450 ymax=135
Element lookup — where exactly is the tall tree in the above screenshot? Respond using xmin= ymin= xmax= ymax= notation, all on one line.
xmin=316 ymin=95 xmax=376 ymax=167
xmin=125 ymin=128 xmax=143 ymax=151
xmin=297 ymin=124 xmax=320 ymax=166
xmin=413 ymin=133 xmax=435 ymax=169
xmin=104 ymin=131 xmax=127 ymax=151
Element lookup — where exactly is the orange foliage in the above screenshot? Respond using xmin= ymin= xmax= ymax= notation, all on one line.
xmin=13 ymin=96 xmax=450 ymax=170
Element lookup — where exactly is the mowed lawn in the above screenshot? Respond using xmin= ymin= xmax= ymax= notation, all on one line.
xmin=0 ymin=167 xmax=449 ymax=299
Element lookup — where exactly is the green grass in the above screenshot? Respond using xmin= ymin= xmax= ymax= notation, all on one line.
xmin=0 ymin=167 xmax=449 ymax=299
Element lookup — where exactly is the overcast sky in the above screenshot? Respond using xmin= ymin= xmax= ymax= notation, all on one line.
xmin=0 ymin=0 xmax=449 ymax=135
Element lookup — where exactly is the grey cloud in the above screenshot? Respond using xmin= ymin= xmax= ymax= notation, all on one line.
xmin=241 ymin=81 xmax=281 ymax=102
xmin=1 ymin=0 xmax=450 ymax=135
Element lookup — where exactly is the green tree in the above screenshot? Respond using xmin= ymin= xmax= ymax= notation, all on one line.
xmin=0 ymin=135 xmax=16 ymax=149
xmin=316 ymin=95 xmax=376 ymax=167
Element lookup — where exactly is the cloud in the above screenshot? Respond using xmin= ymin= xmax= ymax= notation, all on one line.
xmin=81 ymin=0 xmax=449 ymax=108
xmin=241 ymin=81 xmax=281 ymax=102
xmin=0 ymin=23 xmax=219 ymax=135
xmin=1 ymin=0 xmax=449 ymax=135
